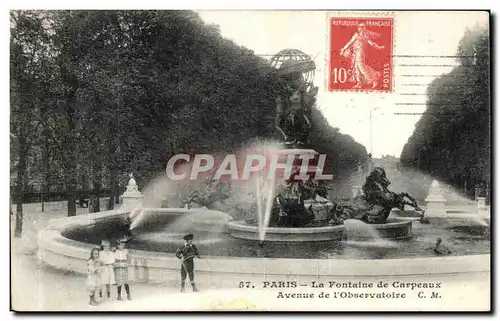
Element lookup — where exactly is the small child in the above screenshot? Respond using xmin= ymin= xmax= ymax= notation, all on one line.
xmin=86 ymin=247 xmax=102 ymax=306
xmin=175 ymin=234 xmax=201 ymax=292
xmin=114 ymin=240 xmax=132 ymax=300
xmin=99 ymin=240 xmax=116 ymax=300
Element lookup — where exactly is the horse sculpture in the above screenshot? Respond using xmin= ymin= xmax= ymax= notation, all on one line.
xmin=181 ymin=180 xmax=231 ymax=209
xmin=328 ymin=167 xmax=424 ymax=224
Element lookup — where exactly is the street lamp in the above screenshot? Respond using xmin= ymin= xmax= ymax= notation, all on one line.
xmin=369 ymin=106 xmax=381 ymax=156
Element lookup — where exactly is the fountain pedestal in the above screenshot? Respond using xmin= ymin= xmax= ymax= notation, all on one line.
xmin=227 ymin=219 xmax=412 ymax=242
xmin=122 ymin=173 xmax=144 ymax=212
xmin=425 ymin=180 xmax=447 ymax=218
xmin=477 ymin=197 xmax=487 ymax=210
xmin=277 ymin=148 xmax=333 ymax=223
xmin=476 ymin=197 xmax=489 ymax=218
xmin=304 ymin=197 xmax=333 ymax=222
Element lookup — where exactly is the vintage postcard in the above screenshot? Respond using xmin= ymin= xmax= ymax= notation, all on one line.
xmin=10 ymin=10 xmax=491 ymax=312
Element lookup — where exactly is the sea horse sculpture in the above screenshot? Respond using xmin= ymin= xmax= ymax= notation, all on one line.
xmin=181 ymin=179 xmax=231 ymax=209
xmin=329 ymin=167 xmax=424 ymax=224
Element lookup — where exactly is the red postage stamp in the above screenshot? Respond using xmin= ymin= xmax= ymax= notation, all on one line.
xmin=329 ymin=17 xmax=394 ymax=92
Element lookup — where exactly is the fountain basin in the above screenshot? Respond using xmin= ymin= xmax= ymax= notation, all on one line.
xmin=227 ymin=221 xmax=345 ymax=242
xmin=37 ymin=208 xmax=490 ymax=286
xmin=179 ymin=208 xmax=233 ymax=234
xmin=369 ymin=220 xmax=413 ymax=240
xmin=226 ymin=219 xmax=413 ymax=242
xmin=37 ymin=206 xmax=490 ymax=287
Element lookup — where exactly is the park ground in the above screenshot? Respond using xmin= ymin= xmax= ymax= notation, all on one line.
xmin=10 ymin=200 xmax=182 ymax=311
xmin=10 ymin=200 xmax=490 ymax=311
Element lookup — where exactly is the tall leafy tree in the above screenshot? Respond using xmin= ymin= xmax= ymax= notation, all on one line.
xmin=10 ymin=11 xmax=54 ymax=235
xmin=10 ymin=10 xmax=368 ymax=222
xmin=401 ymin=27 xmax=490 ymax=198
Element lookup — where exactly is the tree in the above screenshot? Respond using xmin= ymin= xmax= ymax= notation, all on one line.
xmin=10 ymin=10 xmax=368 ymax=221
xmin=400 ymin=27 xmax=490 ymax=198
xmin=10 ymin=11 xmax=55 ymax=236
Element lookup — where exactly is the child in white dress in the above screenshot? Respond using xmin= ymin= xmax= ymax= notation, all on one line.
xmin=99 ymin=240 xmax=116 ymax=300
xmin=86 ymin=247 xmax=101 ymax=306
xmin=114 ymin=240 xmax=132 ymax=300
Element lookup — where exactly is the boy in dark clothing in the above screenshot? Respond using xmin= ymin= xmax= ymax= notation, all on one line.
xmin=175 ymin=234 xmax=201 ymax=292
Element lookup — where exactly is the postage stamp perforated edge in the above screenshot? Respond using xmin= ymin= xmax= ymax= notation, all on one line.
xmin=323 ymin=11 xmax=397 ymax=94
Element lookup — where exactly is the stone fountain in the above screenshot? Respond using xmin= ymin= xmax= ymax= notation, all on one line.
xmin=122 ymin=173 xmax=144 ymax=213
xmin=227 ymin=165 xmax=417 ymax=242
xmin=425 ymin=180 xmax=447 ymax=218
xmin=226 ymin=49 xmax=420 ymax=243
xmin=34 ymin=48 xmax=490 ymax=295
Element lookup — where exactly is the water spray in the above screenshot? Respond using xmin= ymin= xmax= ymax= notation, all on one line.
xmin=130 ymin=208 xmax=147 ymax=230
xmin=263 ymin=174 xmax=276 ymax=234
xmin=256 ymin=173 xmax=263 ymax=242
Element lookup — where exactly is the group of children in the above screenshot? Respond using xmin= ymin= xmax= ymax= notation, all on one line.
xmin=87 ymin=233 xmax=201 ymax=305
xmin=86 ymin=239 xmax=132 ymax=306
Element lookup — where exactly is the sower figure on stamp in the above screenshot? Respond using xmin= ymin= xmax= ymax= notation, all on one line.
xmin=340 ymin=23 xmax=385 ymax=89
xmin=175 ymin=234 xmax=201 ymax=292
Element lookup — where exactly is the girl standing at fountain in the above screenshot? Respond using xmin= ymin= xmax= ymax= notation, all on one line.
xmin=86 ymin=247 xmax=102 ymax=306
xmin=114 ymin=240 xmax=132 ymax=301
xmin=99 ymin=240 xmax=116 ymax=300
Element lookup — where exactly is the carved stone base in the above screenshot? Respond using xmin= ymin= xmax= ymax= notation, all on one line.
xmin=425 ymin=201 xmax=447 ymax=218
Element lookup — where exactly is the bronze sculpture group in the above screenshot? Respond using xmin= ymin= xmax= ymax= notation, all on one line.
xmin=177 ymin=49 xmax=424 ymax=228
xmin=269 ymin=166 xmax=423 ymax=228
xmin=273 ymin=58 xmax=318 ymax=147
xmin=327 ymin=167 xmax=423 ymax=225
xmin=180 ymin=179 xmax=231 ymax=209
xmin=267 ymin=51 xmax=423 ymax=227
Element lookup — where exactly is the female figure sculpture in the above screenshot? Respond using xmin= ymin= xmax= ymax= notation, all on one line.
xmin=273 ymin=58 xmax=318 ymax=147
xmin=340 ymin=23 xmax=385 ymax=89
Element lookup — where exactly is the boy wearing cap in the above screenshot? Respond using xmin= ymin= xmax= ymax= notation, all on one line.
xmin=175 ymin=234 xmax=201 ymax=292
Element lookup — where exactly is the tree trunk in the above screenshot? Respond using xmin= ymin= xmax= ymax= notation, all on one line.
xmin=106 ymin=122 xmax=119 ymax=210
xmin=90 ymin=153 xmax=102 ymax=213
xmin=41 ymin=115 xmax=50 ymax=212
xmin=14 ymin=134 xmax=28 ymax=238
xmin=107 ymin=193 xmax=114 ymax=210
xmin=40 ymin=158 xmax=48 ymax=213
xmin=10 ymin=192 xmax=13 ymax=217
xmin=66 ymin=93 xmax=77 ymax=217
xmin=107 ymin=168 xmax=118 ymax=210
xmin=115 ymin=182 xmax=120 ymax=204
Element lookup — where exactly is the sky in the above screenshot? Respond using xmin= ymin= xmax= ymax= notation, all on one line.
xmin=197 ymin=11 xmax=489 ymax=158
